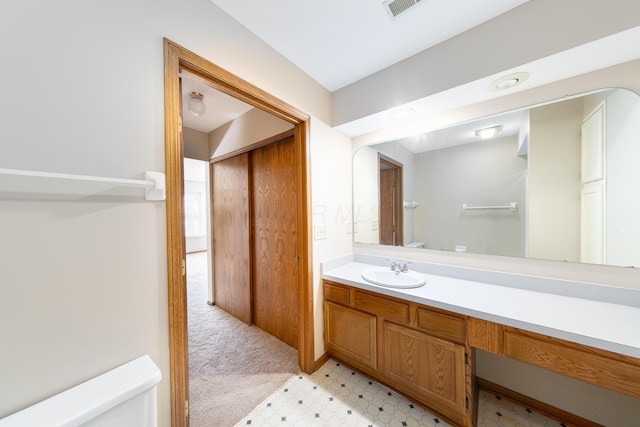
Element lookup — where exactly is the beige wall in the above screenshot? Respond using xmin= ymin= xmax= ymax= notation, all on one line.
xmin=0 ymin=1 xmax=339 ymax=425
xmin=209 ymin=107 xmax=294 ymax=160
xmin=183 ymin=127 xmax=210 ymax=161
xmin=527 ymin=98 xmax=583 ymax=262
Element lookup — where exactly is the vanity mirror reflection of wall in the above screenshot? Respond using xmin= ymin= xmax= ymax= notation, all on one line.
xmin=353 ymin=88 xmax=640 ymax=268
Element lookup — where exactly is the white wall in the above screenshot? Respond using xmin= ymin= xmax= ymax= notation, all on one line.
xmin=352 ymin=146 xmax=380 ymax=244
xmin=309 ymin=120 xmax=353 ymax=359
xmin=0 ymin=1 xmax=338 ymax=425
xmin=413 ymin=136 xmax=527 ymax=256
xmin=603 ymin=89 xmax=640 ymax=267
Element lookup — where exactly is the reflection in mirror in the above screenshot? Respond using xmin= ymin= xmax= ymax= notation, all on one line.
xmin=353 ymin=88 xmax=640 ymax=268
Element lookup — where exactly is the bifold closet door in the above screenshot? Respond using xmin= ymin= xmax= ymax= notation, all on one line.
xmin=251 ymin=137 xmax=299 ymax=348
xmin=211 ymin=153 xmax=252 ymax=324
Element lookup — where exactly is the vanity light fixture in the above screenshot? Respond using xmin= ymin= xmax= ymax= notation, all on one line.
xmin=489 ymin=72 xmax=529 ymax=92
xmin=475 ymin=125 xmax=503 ymax=139
xmin=187 ymin=91 xmax=206 ymax=116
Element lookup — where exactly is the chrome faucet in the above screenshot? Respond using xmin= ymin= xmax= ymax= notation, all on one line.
xmin=390 ymin=260 xmax=409 ymax=274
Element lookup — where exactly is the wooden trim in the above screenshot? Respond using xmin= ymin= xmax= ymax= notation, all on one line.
xmin=164 ymin=38 xmax=314 ymax=427
xmin=210 ymin=129 xmax=295 ymax=164
xmin=164 ymin=39 xmax=189 ymax=427
xmin=311 ymin=352 xmax=330 ymax=372
xmin=467 ymin=317 xmax=504 ymax=354
xmin=477 ymin=377 xmax=603 ymax=427
xmin=296 ymin=117 xmax=315 ymax=374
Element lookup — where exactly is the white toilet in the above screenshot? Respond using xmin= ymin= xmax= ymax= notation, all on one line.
xmin=404 ymin=241 xmax=425 ymax=248
xmin=0 ymin=355 xmax=161 ymax=427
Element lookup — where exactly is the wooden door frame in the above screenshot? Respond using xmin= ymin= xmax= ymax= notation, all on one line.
xmin=164 ymin=39 xmax=314 ymax=426
xmin=378 ymin=154 xmax=403 ymax=246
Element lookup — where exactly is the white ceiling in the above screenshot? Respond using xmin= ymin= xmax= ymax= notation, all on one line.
xmin=209 ymin=0 xmax=529 ymax=91
xmin=187 ymin=2 xmax=640 ymax=146
xmin=181 ymin=75 xmax=254 ymax=133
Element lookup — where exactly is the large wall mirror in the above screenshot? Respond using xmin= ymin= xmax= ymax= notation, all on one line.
xmin=353 ymin=88 xmax=640 ymax=268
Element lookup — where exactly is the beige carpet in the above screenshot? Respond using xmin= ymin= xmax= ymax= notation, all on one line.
xmin=187 ymin=252 xmax=300 ymax=427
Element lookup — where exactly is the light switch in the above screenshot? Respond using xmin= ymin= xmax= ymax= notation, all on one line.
xmin=314 ymin=224 xmax=327 ymax=240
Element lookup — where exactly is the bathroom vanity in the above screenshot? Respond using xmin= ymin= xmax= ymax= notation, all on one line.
xmin=321 ymin=255 xmax=640 ymax=426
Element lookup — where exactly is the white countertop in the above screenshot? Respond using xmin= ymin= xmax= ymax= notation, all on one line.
xmin=322 ymin=258 xmax=640 ymax=359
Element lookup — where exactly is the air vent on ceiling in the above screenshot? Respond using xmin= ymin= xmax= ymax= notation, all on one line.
xmin=383 ymin=0 xmax=423 ymax=20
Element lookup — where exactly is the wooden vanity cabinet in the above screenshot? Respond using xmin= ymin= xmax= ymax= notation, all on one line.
xmin=323 ymin=280 xmax=471 ymax=426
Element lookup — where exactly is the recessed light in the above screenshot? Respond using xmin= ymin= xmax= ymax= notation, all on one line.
xmin=489 ymin=72 xmax=529 ymax=92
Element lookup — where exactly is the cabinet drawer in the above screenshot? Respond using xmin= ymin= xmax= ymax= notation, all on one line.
xmin=504 ymin=329 xmax=640 ymax=400
xmin=354 ymin=291 xmax=408 ymax=323
xmin=417 ymin=308 xmax=465 ymax=343
xmin=324 ymin=282 xmax=350 ymax=305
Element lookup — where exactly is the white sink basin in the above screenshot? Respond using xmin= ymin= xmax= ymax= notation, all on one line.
xmin=361 ymin=267 xmax=426 ymax=289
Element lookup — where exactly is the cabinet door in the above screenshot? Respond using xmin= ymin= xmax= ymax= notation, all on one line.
xmin=325 ymin=301 xmax=377 ymax=370
xmin=382 ymin=321 xmax=466 ymax=424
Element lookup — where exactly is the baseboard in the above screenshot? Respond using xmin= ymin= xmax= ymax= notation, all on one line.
xmin=476 ymin=377 xmax=603 ymax=427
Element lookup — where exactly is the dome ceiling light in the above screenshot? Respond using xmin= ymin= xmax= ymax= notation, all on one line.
xmin=187 ymin=91 xmax=206 ymax=116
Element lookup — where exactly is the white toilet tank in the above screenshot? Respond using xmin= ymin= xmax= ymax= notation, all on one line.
xmin=0 ymin=355 xmax=161 ymax=427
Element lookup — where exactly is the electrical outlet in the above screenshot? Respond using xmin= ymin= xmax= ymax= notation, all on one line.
xmin=314 ymin=224 xmax=327 ymax=240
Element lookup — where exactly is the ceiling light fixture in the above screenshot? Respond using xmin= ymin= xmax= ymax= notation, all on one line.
xmin=489 ymin=72 xmax=529 ymax=92
xmin=475 ymin=125 xmax=503 ymax=139
xmin=187 ymin=91 xmax=206 ymax=116
xmin=392 ymin=108 xmax=415 ymax=120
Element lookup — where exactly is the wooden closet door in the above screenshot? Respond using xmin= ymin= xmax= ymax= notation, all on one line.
xmin=211 ymin=153 xmax=252 ymax=324
xmin=251 ymin=137 xmax=299 ymax=348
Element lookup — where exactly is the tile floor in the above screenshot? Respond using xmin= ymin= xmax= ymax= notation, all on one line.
xmin=236 ymin=360 xmax=565 ymax=427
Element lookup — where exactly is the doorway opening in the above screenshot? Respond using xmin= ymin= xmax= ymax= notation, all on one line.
xmin=164 ymin=39 xmax=314 ymax=426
